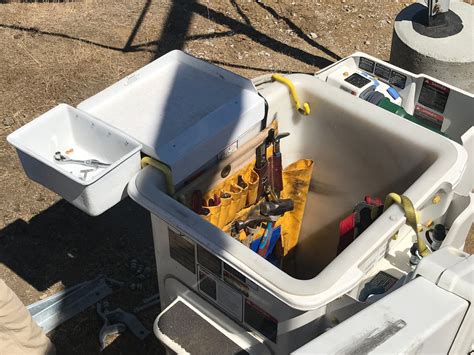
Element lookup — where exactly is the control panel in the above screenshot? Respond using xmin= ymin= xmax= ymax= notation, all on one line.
xmin=316 ymin=52 xmax=473 ymax=143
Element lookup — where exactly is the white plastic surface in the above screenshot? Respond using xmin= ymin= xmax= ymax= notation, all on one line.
xmin=293 ymin=277 xmax=468 ymax=354
xmin=7 ymin=104 xmax=142 ymax=216
xmin=78 ymin=50 xmax=265 ymax=185
xmin=128 ymin=73 xmax=468 ymax=310
xmin=441 ymin=193 xmax=474 ymax=250
xmin=458 ymin=127 xmax=474 ymax=194
xmin=413 ymin=247 xmax=474 ymax=355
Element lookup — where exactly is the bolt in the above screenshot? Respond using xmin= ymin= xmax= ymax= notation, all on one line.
xmin=432 ymin=195 xmax=441 ymax=205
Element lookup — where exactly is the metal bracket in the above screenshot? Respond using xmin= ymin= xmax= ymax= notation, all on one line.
xmin=27 ymin=276 xmax=117 ymax=334
xmin=97 ymin=303 xmax=150 ymax=350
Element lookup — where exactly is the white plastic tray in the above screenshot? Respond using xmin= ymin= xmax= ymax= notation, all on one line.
xmin=7 ymin=104 xmax=142 ymax=216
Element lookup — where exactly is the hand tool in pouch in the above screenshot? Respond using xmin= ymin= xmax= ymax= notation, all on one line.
xmin=268 ymin=133 xmax=290 ymax=198
xmin=253 ymin=129 xmax=275 ymax=200
xmin=231 ymin=216 xmax=271 ymax=245
xmin=257 ymin=199 xmax=294 ymax=258
xmin=191 ymin=190 xmax=210 ymax=217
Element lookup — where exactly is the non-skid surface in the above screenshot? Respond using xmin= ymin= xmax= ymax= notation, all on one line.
xmin=158 ymin=301 xmax=248 ymax=355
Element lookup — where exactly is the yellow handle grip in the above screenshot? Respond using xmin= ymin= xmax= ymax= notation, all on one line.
xmin=272 ymin=74 xmax=311 ymax=116
xmin=141 ymin=156 xmax=175 ymax=196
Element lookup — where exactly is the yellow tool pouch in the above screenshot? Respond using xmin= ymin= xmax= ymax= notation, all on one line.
xmin=275 ymin=159 xmax=314 ymax=256
xmin=246 ymin=170 xmax=260 ymax=206
xmin=176 ymin=119 xmax=315 ymax=264
xmin=228 ymin=184 xmax=244 ymax=222
xmin=207 ymin=205 xmax=221 ymax=227
xmin=217 ymin=194 xmax=232 ymax=229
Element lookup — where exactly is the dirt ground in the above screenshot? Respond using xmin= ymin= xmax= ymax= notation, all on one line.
xmin=0 ymin=0 xmax=472 ymax=354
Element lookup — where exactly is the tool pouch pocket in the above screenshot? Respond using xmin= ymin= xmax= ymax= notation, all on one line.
xmin=217 ymin=194 xmax=232 ymax=229
xmin=275 ymin=159 xmax=314 ymax=256
xmin=246 ymin=170 xmax=259 ymax=206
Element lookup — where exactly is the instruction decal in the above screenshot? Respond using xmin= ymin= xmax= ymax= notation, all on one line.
xmin=198 ymin=267 xmax=217 ymax=300
xmin=358 ymin=57 xmax=375 ymax=73
xmin=218 ymin=140 xmax=238 ymax=161
xmin=168 ymin=228 xmax=196 ymax=274
xmin=389 ymin=71 xmax=407 ymax=89
xmin=198 ymin=265 xmax=244 ymax=322
xmin=223 ymin=264 xmax=250 ymax=297
xmin=217 ymin=281 xmax=243 ymax=322
xmin=374 ymin=63 xmax=391 ymax=81
xmin=197 ymin=245 xmax=222 ymax=276
xmin=418 ymin=79 xmax=450 ymax=113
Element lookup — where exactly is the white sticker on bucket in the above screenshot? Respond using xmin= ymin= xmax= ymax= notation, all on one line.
xmin=217 ymin=281 xmax=243 ymax=322
xmin=218 ymin=140 xmax=238 ymax=161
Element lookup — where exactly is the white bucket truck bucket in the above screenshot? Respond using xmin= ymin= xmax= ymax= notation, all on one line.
xmin=121 ymin=63 xmax=467 ymax=352
xmin=6 ymin=51 xmax=471 ymax=353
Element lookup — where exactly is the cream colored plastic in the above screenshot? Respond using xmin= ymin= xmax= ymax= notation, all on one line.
xmin=128 ymin=74 xmax=468 ymax=310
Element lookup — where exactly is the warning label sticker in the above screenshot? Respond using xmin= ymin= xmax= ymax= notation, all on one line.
xmin=413 ymin=104 xmax=444 ymax=131
xmin=374 ymin=63 xmax=391 ymax=81
xmin=418 ymin=79 xmax=450 ymax=113
xmin=244 ymin=299 xmax=278 ymax=343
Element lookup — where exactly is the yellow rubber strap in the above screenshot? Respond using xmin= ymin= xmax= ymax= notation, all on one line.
xmin=271 ymin=74 xmax=311 ymax=115
xmin=141 ymin=157 xmax=175 ymax=196
xmin=384 ymin=193 xmax=430 ymax=257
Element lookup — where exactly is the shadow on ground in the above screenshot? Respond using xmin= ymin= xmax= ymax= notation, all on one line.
xmin=0 ymin=0 xmax=339 ymax=68
xmin=0 ymin=0 xmax=340 ymax=352
xmin=0 ymin=198 xmax=153 ymax=291
xmin=0 ymin=198 xmax=164 ymax=353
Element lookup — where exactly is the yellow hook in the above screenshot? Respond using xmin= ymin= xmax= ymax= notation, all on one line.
xmin=271 ymin=74 xmax=311 ymax=116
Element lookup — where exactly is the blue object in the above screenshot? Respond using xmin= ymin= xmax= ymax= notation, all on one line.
xmin=250 ymin=237 xmax=261 ymax=252
xmin=258 ymin=223 xmax=273 ymax=255
xmin=250 ymin=226 xmax=282 ymax=259
xmin=266 ymin=225 xmax=282 ymax=259
xmin=373 ymin=79 xmax=380 ymax=87
xmin=387 ymin=87 xmax=400 ymax=100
